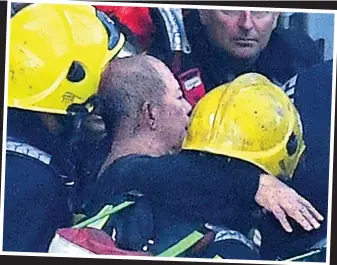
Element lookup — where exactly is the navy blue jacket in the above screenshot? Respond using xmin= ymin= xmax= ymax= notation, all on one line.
xmin=259 ymin=60 xmax=333 ymax=260
xmin=84 ymin=151 xmax=263 ymax=254
xmin=3 ymin=110 xmax=72 ymax=252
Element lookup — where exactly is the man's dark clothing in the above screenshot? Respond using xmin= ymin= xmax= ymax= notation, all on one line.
xmin=259 ymin=60 xmax=333 ymax=261
xmin=3 ymin=110 xmax=72 ymax=252
xmin=149 ymin=10 xmax=321 ymax=97
xmin=84 ymin=151 xmax=263 ymax=257
xmin=292 ymin=59 xmax=332 ymax=215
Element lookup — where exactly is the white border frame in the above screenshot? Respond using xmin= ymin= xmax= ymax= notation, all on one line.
xmin=1 ymin=1 xmax=336 ymax=265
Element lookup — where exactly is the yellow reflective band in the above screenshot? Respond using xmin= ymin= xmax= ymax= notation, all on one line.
xmin=73 ymin=201 xmax=135 ymax=229
xmin=213 ymin=254 xmax=224 ymax=259
xmin=86 ymin=213 xmax=110 ymax=230
xmin=73 ymin=213 xmax=87 ymax=226
xmin=157 ymin=230 xmax=204 ymax=257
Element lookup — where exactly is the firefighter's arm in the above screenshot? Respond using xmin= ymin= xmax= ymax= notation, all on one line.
xmin=254 ymin=174 xmax=324 ymax=233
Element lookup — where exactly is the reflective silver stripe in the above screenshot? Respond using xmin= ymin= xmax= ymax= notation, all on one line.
xmin=158 ymin=8 xmax=191 ymax=54
xmin=311 ymin=237 xmax=327 ymax=250
xmin=282 ymin=74 xmax=298 ymax=103
xmin=6 ymin=140 xmax=52 ymax=165
xmin=205 ymin=223 xmax=258 ymax=252
xmin=214 ymin=229 xmax=257 ymax=252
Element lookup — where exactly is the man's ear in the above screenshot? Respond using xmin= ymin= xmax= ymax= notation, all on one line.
xmin=141 ymin=101 xmax=157 ymax=130
xmin=272 ymin=12 xmax=280 ymax=30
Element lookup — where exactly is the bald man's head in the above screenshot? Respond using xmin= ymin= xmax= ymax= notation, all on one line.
xmin=97 ymin=55 xmax=173 ymax=134
xmin=95 ymin=54 xmax=191 ymax=155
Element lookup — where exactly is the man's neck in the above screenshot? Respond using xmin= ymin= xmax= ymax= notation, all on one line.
xmin=98 ymin=133 xmax=168 ymax=178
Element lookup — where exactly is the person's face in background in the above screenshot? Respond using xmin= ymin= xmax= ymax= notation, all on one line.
xmin=199 ymin=10 xmax=280 ymax=61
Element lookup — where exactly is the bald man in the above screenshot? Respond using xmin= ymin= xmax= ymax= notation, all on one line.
xmin=79 ymin=55 xmax=192 ymax=204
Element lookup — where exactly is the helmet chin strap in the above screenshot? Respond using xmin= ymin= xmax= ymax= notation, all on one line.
xmin=11 ymin=2 xmax=30 ymax=17
xmin=117 ymin=40 xmax=140 ymax=58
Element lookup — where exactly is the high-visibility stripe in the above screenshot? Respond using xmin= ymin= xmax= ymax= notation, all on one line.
xmin=74 ymin=200 xmax=206 ymax=258
xmin=213 ymin=254 xmax=224 ymax=259
xmin=73 ymin=213 xmax=87 ymax=225
xmin=73 ymin=201 xmax=135 ymax=229
xmin=157 ymin=230 xmax=204 ymax=257
xmin=86 ymin=213 xmax=111 ymax=230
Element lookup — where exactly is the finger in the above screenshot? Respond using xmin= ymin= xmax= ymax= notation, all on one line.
xmin=283 ymin=204 xmax=314 ymax=231
xmin=299 ymin=206 xmax=321 ymax=229
xmin=272 ymin=206 xmax=293 ymax=233
xmin=300 ymin=198 xmax=324 ymax=221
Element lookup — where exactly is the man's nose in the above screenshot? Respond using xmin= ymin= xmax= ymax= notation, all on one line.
xmin=184 ymin=99 xmax=193 ymax=117
xmin=238 ymin=11 xmax=254 ymax=31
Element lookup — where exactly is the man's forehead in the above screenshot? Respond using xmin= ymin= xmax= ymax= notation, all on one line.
xmin=149 ymin=60 xmax=176 ymax=86
xmin=147 ymin=57 xmax=170 ymax=72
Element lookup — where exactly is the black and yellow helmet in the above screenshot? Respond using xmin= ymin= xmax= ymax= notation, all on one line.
xmin=9 ymin=4 xmax=125 ymax=114
xmin=183 ymin=73 xmax=306 ymax=178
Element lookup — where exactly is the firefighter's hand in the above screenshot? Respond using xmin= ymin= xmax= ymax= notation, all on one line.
xmin=254 ymin=174 xmax=324 ymax=233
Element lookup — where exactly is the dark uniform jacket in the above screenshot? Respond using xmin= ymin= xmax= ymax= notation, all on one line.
xmin=84 ymin=150 xmax=263 ymax=256
xmin=3 ymin=110 xmax=72 ymax=252
xmin=259 ymin=60 xmax=333 ymax=261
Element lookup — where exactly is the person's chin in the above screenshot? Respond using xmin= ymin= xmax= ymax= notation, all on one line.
xmin=232 ymin=47 xmax=259 ymax=60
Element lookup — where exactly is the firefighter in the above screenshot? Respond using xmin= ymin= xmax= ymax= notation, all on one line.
xmin=84 ymin=73 xmax=323 ymax=259
xmin=259 ymin=59 xmax=333 ymax=261
xmin=3 ymin=3 xmax=125 ymax=252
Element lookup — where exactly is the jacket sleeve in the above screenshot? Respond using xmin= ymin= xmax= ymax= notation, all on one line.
xmin=138 ymin=154 xmax=263 ymax=210
xmin=3 ymin=154 xmax=72 ymax=253
xmin=222 ymin=158 xmax=262 ymax=205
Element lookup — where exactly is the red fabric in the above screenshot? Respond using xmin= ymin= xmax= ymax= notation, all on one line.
xmin=177 ymin=68 xmax=206 ymax=108
xmin=95 ymin=6 xmax=154 ymax=51
xmin=57 ymin=228 xmax=152 ymax=256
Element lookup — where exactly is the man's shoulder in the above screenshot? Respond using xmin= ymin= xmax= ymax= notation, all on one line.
xmin=273 ymin=28 xmax=315 ymax=48
xmin=5 ymin=138 xmax=73 ymax=195
xmin=107 ymin=153 xmax=190 ymax=172
xmin=296 ymin=59 xmax=333 ymax=92
xmin=282 ymin=59 xmax=333 ymax=98
xmin=99 ymin=154 xmax=156 ymax=184
xmin=100 ymin=152 xmax=203 ymax=183
xmin=109 ymin=154 xmax=154 ymax=171
xmin=271 ymin=28 xmax=321 ymax=63
xmin=298 ymin=59 xmax=333 ymax=80
xmin=6 ymin=139 xmax=52 ymax=166
xmin=5 ymin=149 xmax=65 ymax=199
